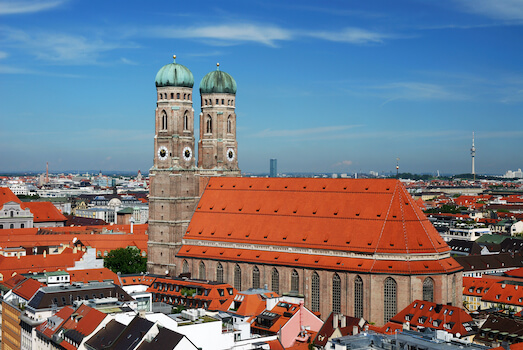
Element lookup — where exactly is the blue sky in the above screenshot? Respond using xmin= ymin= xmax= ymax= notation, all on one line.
xmin=0 ymin=0 xmax=522 ymax=175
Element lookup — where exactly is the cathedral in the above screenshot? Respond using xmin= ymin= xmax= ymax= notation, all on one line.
xmin=148 ymin=57 xmax=463 ymax=326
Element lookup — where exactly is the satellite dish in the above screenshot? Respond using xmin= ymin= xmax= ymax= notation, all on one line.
xmin=72 ymin=237 xmax=77 ymax=243
xmin=456 ymin=333 xmax=461 ymax=338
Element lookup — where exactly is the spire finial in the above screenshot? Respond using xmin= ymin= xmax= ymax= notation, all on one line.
xmin=216 ymin=62 xmax=220 ymax=71
xmin=173 ymin=54 xmax=176 ymax=62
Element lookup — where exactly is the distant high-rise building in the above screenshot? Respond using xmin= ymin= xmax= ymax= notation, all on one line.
xmin=270 ymin=159 xmax=277 ymax=177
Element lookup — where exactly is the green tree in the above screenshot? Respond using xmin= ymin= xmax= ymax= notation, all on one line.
xmin=104 ymin=247 xmax=147 ymax=274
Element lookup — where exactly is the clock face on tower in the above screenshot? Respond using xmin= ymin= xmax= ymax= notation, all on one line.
xmin=183 ymin=146 xmax=193 ymax=161
xmin=226 ymin=148 xmax=235 ymax=162
xmin=158 ymin=146 xmax=168 ymax=160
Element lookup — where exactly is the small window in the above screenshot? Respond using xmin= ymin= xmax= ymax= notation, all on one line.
xmin=216 ymin=99 xmax=219 ymax=104
xmin=177 ymin=93 xmax=180 ymax=99
xmin=171 ymin=93 xmax=174 ymax=99
xmin=221 ymin=99 xmax=224 ymax=104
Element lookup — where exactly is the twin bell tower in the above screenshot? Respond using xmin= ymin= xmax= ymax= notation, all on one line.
xmin=148 ymin=55 xmax=240 ymax=275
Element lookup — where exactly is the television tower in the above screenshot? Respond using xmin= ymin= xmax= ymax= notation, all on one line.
xmin=471 ymin=132 xmax=476 ymax=181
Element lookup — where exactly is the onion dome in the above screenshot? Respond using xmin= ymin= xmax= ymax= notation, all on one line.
xmin=199 ymin=63 xmax=237 ymax=94
xmin=155 ymin=55 xmax=194 ymax=88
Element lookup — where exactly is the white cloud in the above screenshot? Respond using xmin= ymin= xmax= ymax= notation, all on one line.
xmin=0 ymin=0 xmax=66 ymax=15
xmin=346 ymin=81 xmax=468 ymax=105
xmin=306 ymin=27 xmax=389 ymax=44
xmin=144 ymin=23 xmax=395 ymax=46
xmin=0 ymin=51 xmax=7 ymax=59
xmin=455 ymin=0 xmax=523 ymax=21
xmin=1 ymin=27 xmax=137 ymax=64
xmin=147 ymin=24 xmax=292 ymax=47
xmin=120 ymin=57 xmax=137 ymax=65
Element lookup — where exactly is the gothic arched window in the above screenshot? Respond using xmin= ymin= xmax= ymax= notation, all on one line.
xmin=384 ymin=277 xmax=397 ymax=323
xmin=423 ymin=277 xmax=434 ymax=302
xmin=333 ymin=273 xmax=341 ymax=313
xmin=291 ymin=270 xmax=299 ymax=293
xmin=183 ymin=111 xmax=189 ymax=131
xmin=216 ymin=263 xmax=224 ymax=283
xmin=311 ymin=272 xmax=320 ymax=312
xmin=206 ymin=115 xmax=212 ymax=134
xmin=271 ymin=268 xmax=279 ymax=294
xmin=252 ymin=266 xmax=260 ymax=289
xmin=199 ymin=261 xmax=206 ymax=280
xmin=354 ymin=275 xmax=363 ymax=318
xmin=234 ymin=264 xmax=241 ymax=290
xmin=182 ymin=260 xmax=189 ymax=274
xmin=227 ymin=116 xmax=232 ymax=133
xmin=161 ymin=110 xmax=167 ymax=130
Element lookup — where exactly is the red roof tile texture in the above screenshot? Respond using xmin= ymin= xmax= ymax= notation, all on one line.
xmin=482 ymin=281 xmax=523 ymax=307
xmin=179 ymin=178 xmax=459 ymax=275
xmin=0 ymin=248 xmax=84 ymax=280
xmin=0 ymin=187 xmax=25 ymax=209
xmin=12 ymin=277 xmax=43 ymax=300
xmin=389 ymin=300 xmax=476 ymax=336
xmin=184 ymin=178 xmax=449 ymax=255
xmin=68 ymin=268 xmax=120 ymax=285
xmin=25 ymin=202 xmax=67 ymax=223
xmin=37 ymin=306 xmax=75 ymax=339
xmin=462 ymin=276 xmax=503 ymax=298
xmin=0 ymin=224 xmax=148 ymax=254
xmin=61 ymin=304 xmax=106 ymax=340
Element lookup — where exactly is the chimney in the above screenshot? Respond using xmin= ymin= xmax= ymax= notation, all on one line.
xmin=341 ymin=315 xmax=346 ymax=328
xmin=353 ymin=325 xmax=358 ymax=335
xmin=73 ymin=247 xmax=77 ymax=254
xmin=43 ymin=250 xmax=46 ymax=258
xmin=333 ymin=314 xmax=339 ymax=328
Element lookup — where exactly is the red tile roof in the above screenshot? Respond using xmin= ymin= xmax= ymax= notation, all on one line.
xmin=0 ymin=224 xmax=148 ymax=255
xmin=232 ymin=290 xmax=277 ymax=318
xmin=118 ymin=274 xmax=156 ymax=286
xmin=68 ymin=268 xmax=120 ymax=285
xmin=389 ymin=300 xmax=476 ymax=337
xmin=506 ymin=268 xmax=523 ymax=278
xmin=178 ymin=178 xmax=460 ymax=275
xmin=462 ymin=276 xmax=503 ymax=298
xmin=60 ymin=304 xmax=107 ymax=347
xmin=0 ymin=187 xmax=25 ymax=209
xmin=186 ymin=178 xmax=448 ymax=254
xmin=0 ymin=248 xmax=84 ymax=280
xmin=25 ymin=201 xmax=67 ymax=223
xmin=147 ymin=277 xmax=236 ymax=311
xmin=12 ymin=277 xmax=43 ymax=300
xmin=37 ymin=306 xmax=75 ymax=339
xmin=1 ymin=274 xmax=27 ymax=289
xmin=178 ymin=245 xmax=460 ymax=275
xmin=482 ymin=280 xmax=523 ymax=307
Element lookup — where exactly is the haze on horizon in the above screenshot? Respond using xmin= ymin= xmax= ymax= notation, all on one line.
xmin=0 ymin=0 xmax=522 ymax=175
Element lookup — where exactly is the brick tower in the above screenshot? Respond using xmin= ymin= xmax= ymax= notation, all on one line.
xmin=198 ymin=63 xmax=240 ymax=176
xmin=148 ymin=56 xmax=201 ymax=275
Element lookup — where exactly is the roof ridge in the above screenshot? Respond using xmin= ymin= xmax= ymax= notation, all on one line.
xmin=400 ymin=184 xmax=447 ymax=273
xmin=370 ymin=181 xmax=398 ymax=272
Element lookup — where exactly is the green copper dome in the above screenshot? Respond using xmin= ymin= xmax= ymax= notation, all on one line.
xmin=155 ymin=55 xmax=194 ymax=88
xmin=199 ymin=63 xmax=237 ymax=94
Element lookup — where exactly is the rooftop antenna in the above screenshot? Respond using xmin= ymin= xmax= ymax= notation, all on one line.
xmin=46 ymin=162 xmax=49 ymax=184
xmin=471 ymin=132 xmax=476 ymax=181
xmin=396 ymin=158 xmax=400 ymax=179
